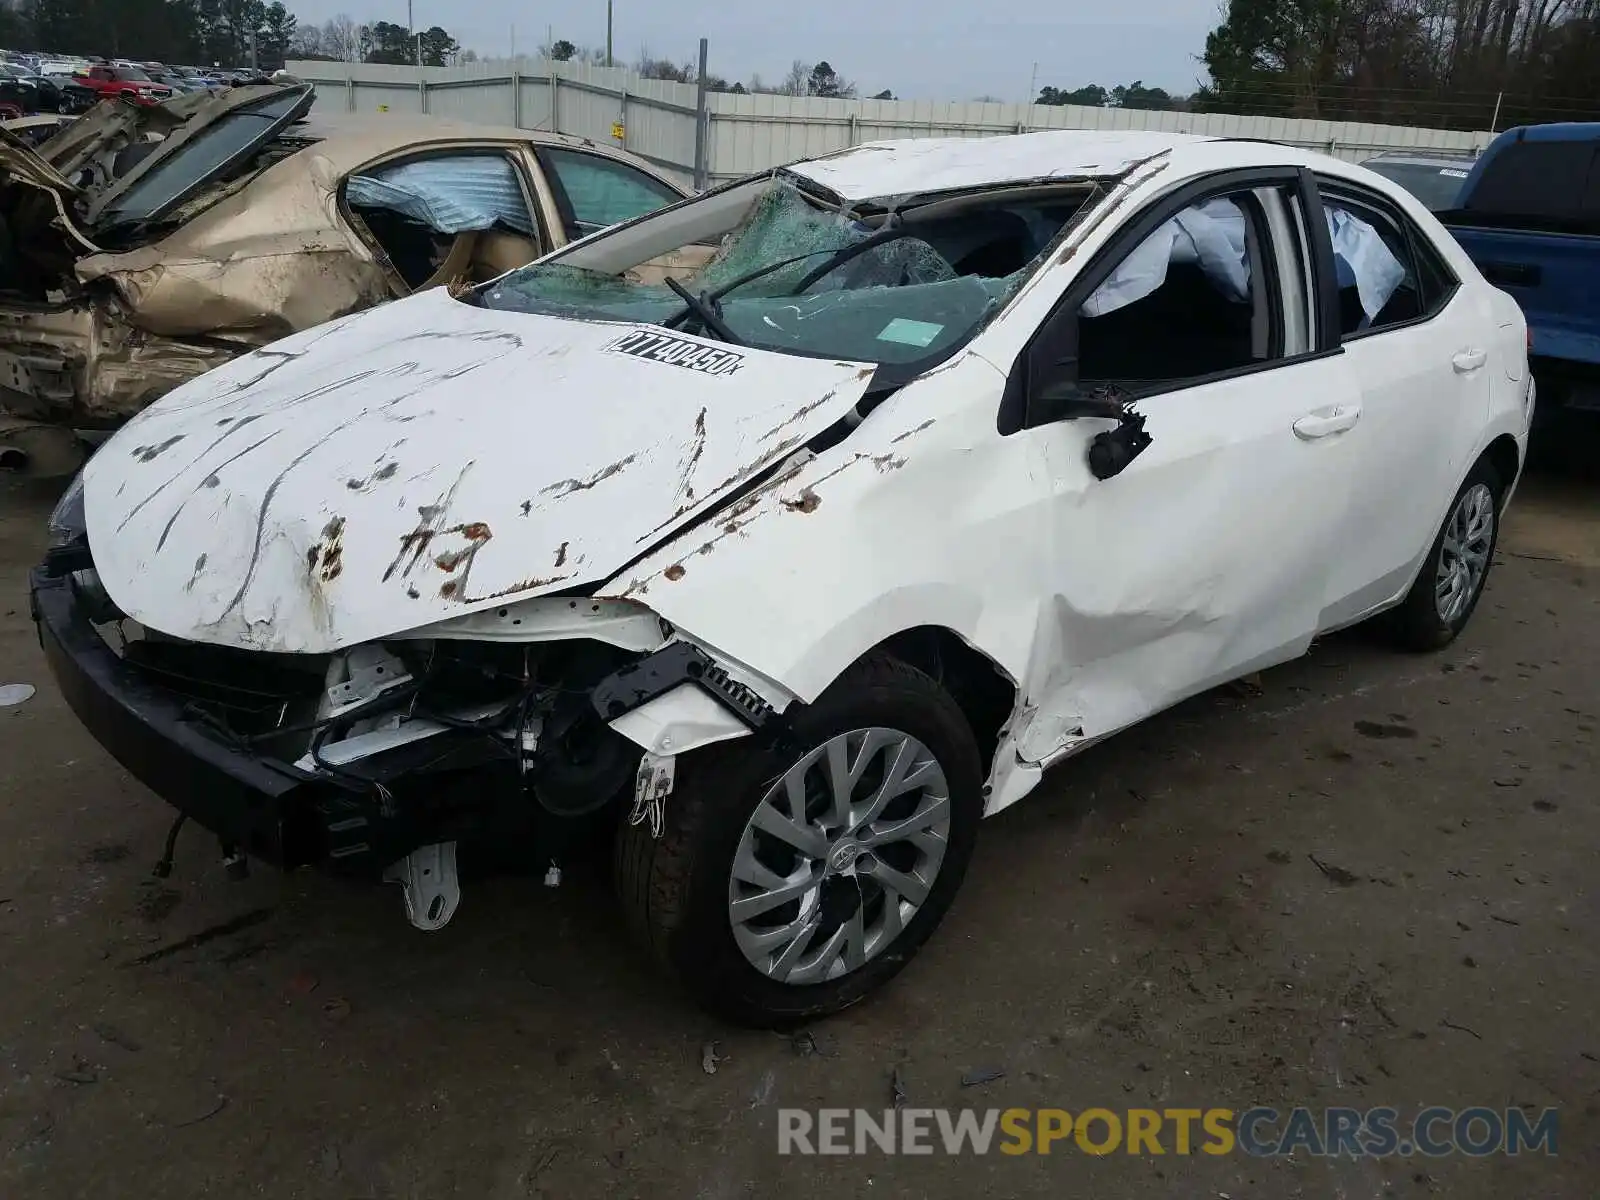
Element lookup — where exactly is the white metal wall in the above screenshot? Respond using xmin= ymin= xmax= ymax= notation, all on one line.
xmin=291 ymin=60 xmax=701 ymax=188
xmin=702 ymin=93 xmax=1491 ymax=180
xmin=290 ymin=60 xmax=1491 ymax=188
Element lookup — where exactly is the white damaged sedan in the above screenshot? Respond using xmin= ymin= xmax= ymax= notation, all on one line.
xmin=33 ymin=131 xmax=1532 ymax=1025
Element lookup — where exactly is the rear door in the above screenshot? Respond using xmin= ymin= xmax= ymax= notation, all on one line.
xmin=342 ymin=143 xmax=550 ymax=294
xmin=1311 ymin=179 xmax=1491 ymax=628
xmin=532 ymin=145 xmax=687 ymax=243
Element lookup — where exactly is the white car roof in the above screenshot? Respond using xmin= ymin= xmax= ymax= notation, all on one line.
xmin=786 ymin=130 xmax=1216 ymax=202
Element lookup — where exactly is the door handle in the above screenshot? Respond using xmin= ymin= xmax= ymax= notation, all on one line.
xmin=1452 ymin=348 xmax=1488 ymax=373
xmin=1292 ymin=405 xmax=1362 ymax=440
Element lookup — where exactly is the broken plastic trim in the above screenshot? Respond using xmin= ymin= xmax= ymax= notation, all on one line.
xmin=590 ymin=641 xmax=784 ymax=732
xmin=1039 ymin=387 xmax=1153 ymax=479
xmin=1087 ymin=407 xmax=1152 ymax=479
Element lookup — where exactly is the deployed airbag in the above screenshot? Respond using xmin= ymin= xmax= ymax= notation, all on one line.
xmin=1082 ymin=198 xmax=1405 ymax=322
xmin=347 ymin=157 xmax=534 ymax=235
xmin=1082 ymin=198 xmax=1249 ymax=318
xmin=1325 ymin=205 xmax=1406 ymax=323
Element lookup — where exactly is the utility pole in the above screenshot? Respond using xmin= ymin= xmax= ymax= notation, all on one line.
xmin=693 ymin=37 xmax=710 ymax=190
xmin=1027 ymin=61 xmax=1037 ymax=107
xmin=250 ymin=28 xmax=259 ymax=71
xmin=606 ymin=0 xmax=614 ymax=67
xmin=408 ymin=0 xmax=421 ymax=67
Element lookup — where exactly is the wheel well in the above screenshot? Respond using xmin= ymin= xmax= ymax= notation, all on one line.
xmin=1483 ymin=434 xmax=1520 ymax=496
xmin=875 ymin=627 xmax=1017 ymax=775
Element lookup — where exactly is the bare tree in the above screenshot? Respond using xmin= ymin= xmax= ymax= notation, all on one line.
xmin=289 ymin=25 xmax=326 ymax=59
xmin=780 ymin=60 xmax=812 ymax=96
xmin=323 ymin=14 xmax=363 ymax=63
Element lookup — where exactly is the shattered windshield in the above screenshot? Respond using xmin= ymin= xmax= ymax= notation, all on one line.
xmin=481 ymin=178 xmax=1086 ymax=366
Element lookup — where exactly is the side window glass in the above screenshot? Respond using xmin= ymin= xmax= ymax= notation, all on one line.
xmin=1321 ymin=200 xmax=1413 ymax=335
xmin=1411 ymin=231 xmax=1457 ymax=316
xmin=1318 ymin=192 xmax=1455 ymax=336
xmin=1077 ymin=193 xmax=1276 ymax=388
xmin=346 ymin=153 xmax=540 ymax=291
xmin=538 ymin=148 xmax=682 ymax=240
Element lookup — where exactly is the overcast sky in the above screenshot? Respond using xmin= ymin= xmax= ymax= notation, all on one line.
xmin=291 ymin=1 xmax=1217 ymax=100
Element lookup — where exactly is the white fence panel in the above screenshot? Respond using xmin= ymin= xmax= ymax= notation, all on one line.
xmin=290 ymin=60 xmax=1493 ymax=188
xmin=292 ymin=59 xmax=702 ymax=187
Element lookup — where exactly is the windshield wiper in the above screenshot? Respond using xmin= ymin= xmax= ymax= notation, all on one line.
xmin=715 ymin=217 xmax=907 ymax=304
xmin=664 ymin=276 xmax=745 ymax=345
xmin=786 ymin=222 xmax=910 ymax=294
xmin=663 ymin=215 xmax=910 ymax=333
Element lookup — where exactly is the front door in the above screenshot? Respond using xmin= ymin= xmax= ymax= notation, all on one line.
xmin=1007 ymin=177 xmax=1365 ymax=763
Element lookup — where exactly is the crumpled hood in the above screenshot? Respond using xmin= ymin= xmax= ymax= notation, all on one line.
xmin=83 ymin=289 xmax=875 ymax=653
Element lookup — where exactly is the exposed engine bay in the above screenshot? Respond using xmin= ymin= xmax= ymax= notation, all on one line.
xmin=65 ymin=573 xmax=787 ymax=931
xmin=119 ymin=618 xmax=659 ymax=902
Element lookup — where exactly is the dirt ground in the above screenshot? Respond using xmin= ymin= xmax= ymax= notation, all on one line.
xmin=0 ymin=454 xmax=1595 ymax=1200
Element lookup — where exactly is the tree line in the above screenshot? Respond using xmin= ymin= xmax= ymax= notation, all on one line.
xmin=6 ymin=1 xmax=1594 ymax=127
xmin=0 ymin=2 xmax=462 ymax=70
xmin=1035 ymin=81 xmax=1181 ymax=110
xmin=543 ymin=41 xmax=895 ymax=100
xmin=1197 ymin=0 xmax=1600 ymax=128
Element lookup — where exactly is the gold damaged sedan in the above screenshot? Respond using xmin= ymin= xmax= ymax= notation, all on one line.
xmin=0 ymin=85 xmax=690 ymax=475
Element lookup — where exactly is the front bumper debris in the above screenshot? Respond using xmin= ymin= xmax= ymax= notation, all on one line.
xmin=29 ymin=566 xmax=512 ymax=874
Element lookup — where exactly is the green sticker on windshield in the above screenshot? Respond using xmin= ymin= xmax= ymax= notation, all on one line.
xmin=877 ymin=318 xmax=944 ymax=348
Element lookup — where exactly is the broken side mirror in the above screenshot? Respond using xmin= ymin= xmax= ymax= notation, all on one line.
xmin=1020 ymin=316 xmax=1152 ymax=480
xmin=1085 ymin=410 xmax=1152 ymax=480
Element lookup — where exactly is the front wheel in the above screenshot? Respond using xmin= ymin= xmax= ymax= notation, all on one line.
xmin=1390 ymin=459 xmax=1503 ymax=650
xmin=615 ymin=654 xmax=983 ymax=1027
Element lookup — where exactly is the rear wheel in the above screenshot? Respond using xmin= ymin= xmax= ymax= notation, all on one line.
xmin=615 ymin=654 xmax=983 ymax=1027
xmin=1390 ymin=459 xmax=1503 ymax=650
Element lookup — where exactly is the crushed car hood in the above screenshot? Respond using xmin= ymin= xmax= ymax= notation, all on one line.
xmin=82 ymin=288 xmax=876 ymax=653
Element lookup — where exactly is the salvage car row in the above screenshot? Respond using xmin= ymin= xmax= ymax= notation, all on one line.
xmin=0 ymin=83 xmax=690 ymax=474
xmin=25 ymin=115 xmax=1533 ymax=1025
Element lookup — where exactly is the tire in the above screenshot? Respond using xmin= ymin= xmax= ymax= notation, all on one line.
xmin=1390 ymin=458 xmax=1503 ymax=651
xmin=614 ymin=653 xmax=984 ymax=1027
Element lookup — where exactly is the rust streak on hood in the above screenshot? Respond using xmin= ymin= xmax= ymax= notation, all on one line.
xmin=82 ymin=290 xmax=877 ymax=653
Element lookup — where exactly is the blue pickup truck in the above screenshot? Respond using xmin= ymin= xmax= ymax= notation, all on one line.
xmin=1437 ymin=123 xmax=1600 ymax=429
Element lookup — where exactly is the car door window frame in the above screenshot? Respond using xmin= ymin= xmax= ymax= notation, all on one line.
xmin=999 ymin=166 xmax=1335 ymax=436
xmin=339 ymin=142 xmax=552 ymax=292
xmin=1312 ymin=177 xmax=1462 ymax=344
xmin=533 ymin=146 xmax=684 ymax=241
